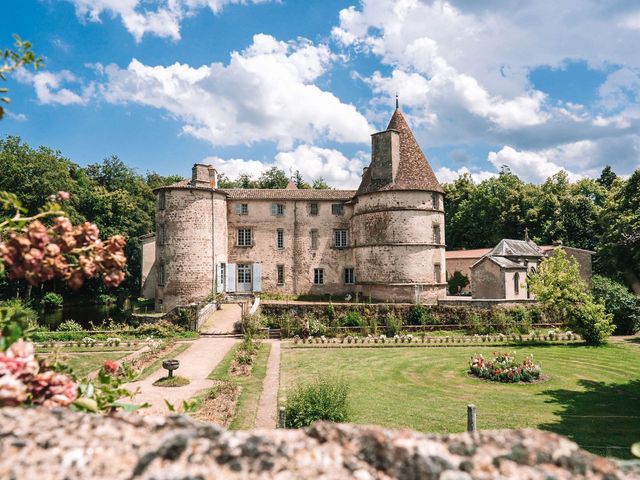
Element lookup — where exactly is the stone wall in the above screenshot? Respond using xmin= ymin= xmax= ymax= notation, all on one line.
xmin=471 ymin=258 xmax=505 ymax=299
xmin=140 ymin=234 xmax=156 ymax=299
xmin=0 ymin=408 xmax=635 ymax=479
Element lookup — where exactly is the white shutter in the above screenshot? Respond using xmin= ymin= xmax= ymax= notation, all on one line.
xmin=226 ymin=263 xmax=236 ymax=293
xmin=252 ymin=263 xmax=262 ymax=292
xmin=235 ymin=203 xmax=242 ymax=214
xmin=216 ymin=264 xmax=224 ymax=293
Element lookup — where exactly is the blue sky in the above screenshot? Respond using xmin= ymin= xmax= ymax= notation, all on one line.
xmin=2 ymin=0 xmax=640 ymax=187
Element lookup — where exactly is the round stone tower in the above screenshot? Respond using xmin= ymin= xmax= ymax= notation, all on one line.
xmin=351 ymin=107 xmax=446 ymax=304
xmin=154 ymin=164 xmax=228 ymax=312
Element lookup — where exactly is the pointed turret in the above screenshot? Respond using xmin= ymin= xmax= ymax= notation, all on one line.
xmin=357 ymin=107 xmax=443 ymax=195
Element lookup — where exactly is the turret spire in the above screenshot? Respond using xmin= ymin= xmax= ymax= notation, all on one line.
xmin=395 ymin=92 xmax=399 ymax=110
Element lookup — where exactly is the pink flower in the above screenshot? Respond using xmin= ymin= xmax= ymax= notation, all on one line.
xmin=29 ymin=371 xmax=77 ymax=407
xmin=103 ymin=360 xmax=118 ymax=375
xmin=0 ymin=339 xmax=39 ymax=378
xmin=0 ymin=375 xmax=28 ymax=406
xmin=57 ymin=191 xmax=70 ymax=201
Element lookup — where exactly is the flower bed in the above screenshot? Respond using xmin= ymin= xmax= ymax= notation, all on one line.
xmin=289 ymin=331 xmax=580 ymax=347
xmin=469 ymin=352 xmax=541 ymax=383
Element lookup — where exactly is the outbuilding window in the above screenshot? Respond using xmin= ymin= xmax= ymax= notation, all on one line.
xmin=344 ymin=267 xmax=355 ymax=284
xmin=431 ymin=192 xmax=440 ymax=210
xmin=158 ymin=264 xmax=165 ymax=286
xmin=434 ymin=263 xmax=441 ymax=283
xmin=310 ymin=229 xmax=319 ymax=250
xmin=514 ymin=272 xmax=520 ymax=295
xmin=277 ymin=265 xmax=285 ymax=285
xmin=309 ymin=203 xmax=319 ymax=216
xmin=276 ymin=229 xmax=284 ymax=249
xmin=331 ymin=203 xmax=344 ymax=215
xmin=158 ymin=191 xmax=166 ymax=210
xmin=235 ymin=203 xmax=249 ymax=215
xmin=433 ymin=224 xmax=441 ymax=244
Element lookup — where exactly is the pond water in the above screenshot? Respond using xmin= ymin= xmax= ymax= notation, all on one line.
xmin=38 ymin=304 xmax=132 ymax=330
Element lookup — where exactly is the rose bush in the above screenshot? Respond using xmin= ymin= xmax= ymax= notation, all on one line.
xmin=469 ymin=351 xmax=541 ymax=383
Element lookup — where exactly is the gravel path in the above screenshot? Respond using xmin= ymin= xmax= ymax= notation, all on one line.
xmin=199 ymin=304 xmax=241 ymax=334
xmin=126 ymin=337 xmax=238 ymax=415
xmin=254 ymin=340 xmax=281 ymax=428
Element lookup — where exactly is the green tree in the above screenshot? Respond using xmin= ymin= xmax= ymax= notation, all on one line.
xmin=597 ymin=165 xmax=617 ymax=190
xmin=447 ymin=271 xmax=469 ymax=295
xmin=597 ymin=170 xmax=640 ymax=293
xmin=293 ymin=170 xmax=310 ymax=189
xmin=257 ymin=167 xmax=289 ymax=189
xmin=1 ymin=35 xmax=42 ymax=119
xmin=529 ymin=249 xmax=614 ymax=345
xmin=312 ymin=177 xmax=331 ymax=189
xmin=592 ymin=275 xmax=640 ymax=335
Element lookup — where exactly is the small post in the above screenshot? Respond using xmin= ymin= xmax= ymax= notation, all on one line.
xmin=467 ymin=404 xmax=476 ymax=432
xmin=278 ymin=407 xmax=286 ymax=429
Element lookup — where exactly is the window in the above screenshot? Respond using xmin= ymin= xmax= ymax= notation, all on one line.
xmin=309 ymin=203 xmax=319 ymax=216
xmin=277 ymin=265 xmax=285 ymax=285
xmin=514 ymin=272 xmax=520 ymax=295
xmin=158 ymin=191 xmax=166 ymax=210
xmin=433 ymin=224 xmax=441 ymax=244
xmin=344 ymin=267 xmax=355 ymax=284
xmin=271 ymin=203 xmax=285 ymax=216
xmin=331 ymin=203 xmax=344 ymax=215
xmin=158 ymin=264 xmax=165 ymax=286
xmin=235 ymin=203 xmax=249 ymax=215
xmin=334 ymin=229 xmax=348 ymax=248
xmin=431 ymin=192 xmax=440 ymax=210
xmin=313 ymin=268 xmax=325 ymax=285
xmin=158 ymin=225 xmax=166 ymax=245
xmin=276 ymin=228 xmax=284 ymax=249
xmin=237 ymin=228 xmax=252 ymax=247
xmin=434 ymin=263 xmax=441 ymax=283
xmin=310 ymin=229 xmax=319 ymax=250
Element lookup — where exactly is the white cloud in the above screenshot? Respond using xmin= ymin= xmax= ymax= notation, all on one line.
xmin=4 ymin=111 xmax=28 ymax=122
xmin=99 ymin=34 xmax=373 ymax=148
xmin=16 ymin=69 xmax=93 ymax=106
xmin=66 ymin=0 xmax=273 ymax=41
xmin=204 ymin=145 xmax=368 ymax=189
xmin=435 ymin=166 xmax=496 ymax=184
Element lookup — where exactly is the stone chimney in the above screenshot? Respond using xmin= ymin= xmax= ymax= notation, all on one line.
xmin=208 ymin=166 xmax=219 ymax=188
xmin=369 ymin=129 xmax=400 ymax=185
xmin=191 ymin=164 xmax=211 ymax=188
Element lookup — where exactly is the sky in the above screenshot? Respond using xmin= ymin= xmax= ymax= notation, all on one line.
xmin=2 ymin=0 xmax=640 ymax=188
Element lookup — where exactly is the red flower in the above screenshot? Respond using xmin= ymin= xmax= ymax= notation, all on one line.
xmin=103 ymin=360 xmax=118 ymax=375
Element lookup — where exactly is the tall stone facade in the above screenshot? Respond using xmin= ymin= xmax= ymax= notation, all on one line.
xmin=143 ymin=108 xmax=446 ymax=312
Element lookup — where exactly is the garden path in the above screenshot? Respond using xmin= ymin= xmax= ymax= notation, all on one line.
xmin=126 ymin=336 xmax=238 ymax=415
xmin=254 ymin=340 xmax=281 ymax=428
xmin=199 ymin=304 xmax=241 ymax=334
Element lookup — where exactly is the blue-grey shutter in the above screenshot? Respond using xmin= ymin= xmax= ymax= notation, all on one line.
xmin=235 ymin=203 xmax=242 ymax=214
xmin=252 ymin=263 xmax=262 ymax=292
xmin=271 ymin=203 xmax=277 ymax=216
xmin=226 ymin=263 xmax=236 ymax=292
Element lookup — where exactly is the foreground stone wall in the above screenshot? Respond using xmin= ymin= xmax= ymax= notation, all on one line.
xmin=0 ymin=408 xmax=636 ymax=479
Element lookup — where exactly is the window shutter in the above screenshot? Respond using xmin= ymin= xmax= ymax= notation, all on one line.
xmin=252 ymin=263 xmax=262 ymax=292
xmin=216 ymin=264 xmax=224 ymax=293
xmin=271 ymin=204 xmax=277 ymax=216
xmin=226 ymin=263 xmax=236 ymax=293
xmin=235 ymin=204 xmax=242 ymax=214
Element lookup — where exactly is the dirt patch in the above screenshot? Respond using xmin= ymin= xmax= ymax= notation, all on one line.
xmin=152 ymin=376 xmax=190 ymax=387
xmin=125 ymin=341 xmax=179 ymax=376
xmin=193 ymin=381 xmax=241 ymax=426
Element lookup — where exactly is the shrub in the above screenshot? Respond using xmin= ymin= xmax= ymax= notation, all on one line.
xmin=95 ymin=294 xmax=116 ymax=305
xmin=0 ymin=299 xmax=37 ymax=327
xmin=57 ymin=319 xmax=83 ymax=332
xmin=469 ymin=352 xmax=541 ymax=383
xmin=338 ymin=310 xmax=364 ymax=328
xmin=384 ymin=312 xmax=402 ymax=336
xmin=284 ymin=378 xmax=350 ymax=428
xmin=239 ymin=313 xmax=264 ymax=338
xmin=135 ymin=320 xmax=184 ymax=338
xmin=41 ymin=292 xmax=63 ymax=310
xmin=592 ymin=275 xmax=640 ymax=335
xmin=309 ymin=316 xmax=328 ymax=337
xmin=568 ymin=300 xmax=615 ymax=345
xmin=407 ymin=304 xmax=437 ymax=325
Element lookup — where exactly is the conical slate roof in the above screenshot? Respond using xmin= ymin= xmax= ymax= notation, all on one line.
xmin=357 ymin=108 xmax=444 ymax=195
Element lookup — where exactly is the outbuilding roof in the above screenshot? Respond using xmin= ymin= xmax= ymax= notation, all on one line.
xmin=489 ymin=239 xmax=544 ymax=257
xmin=357 ymin=108 xmax=444 ymax=195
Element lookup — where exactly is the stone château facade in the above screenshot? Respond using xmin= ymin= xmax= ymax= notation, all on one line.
xmin=142 ymin=107 xmax=447 ymax=312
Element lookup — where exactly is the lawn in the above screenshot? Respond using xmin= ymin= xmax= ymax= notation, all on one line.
xmin=43 ymin=350 xmax=133 ymax=377
xmin=208 ymin=342 xmax=271 ymax=430
xmin=280 ymin=343 xmax=640 ymax=458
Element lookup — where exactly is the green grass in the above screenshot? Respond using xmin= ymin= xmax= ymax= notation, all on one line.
xmin=47 ymin=351 xmax=133 ymax=377
xmin=153 ymin=375 xmax=190 ymax=387
xmin=206 ymin=342 xmax=272 ymax=429
xmin=280 ymin=343 xmax=640 ymax=459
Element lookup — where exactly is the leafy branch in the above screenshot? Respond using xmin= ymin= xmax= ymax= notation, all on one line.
xmin=1 ymin=34 xmax=43 ymax=119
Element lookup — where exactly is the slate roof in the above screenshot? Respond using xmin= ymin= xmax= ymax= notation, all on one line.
xmin=357 ymin=108 xmax=444 ymax=196
xmin=153 ymin=180 xmax=355 ymax=201
xmin=489 ymin=239 xmax=544 ymax=258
